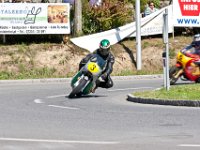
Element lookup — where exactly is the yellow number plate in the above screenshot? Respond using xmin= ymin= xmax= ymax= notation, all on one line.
xmin=87 ymin=62 xmax=99 ymax=73
xmin=178 ymin=53 xmax=183 ymax=62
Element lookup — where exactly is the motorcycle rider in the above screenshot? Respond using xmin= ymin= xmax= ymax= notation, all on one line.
xmin=183 ymin=34 xmax=200 ymax=76
xmin=79 ymin=39 xmax=115 ymax=92
xmin=183 ymin=34 xmax=200 ymax=58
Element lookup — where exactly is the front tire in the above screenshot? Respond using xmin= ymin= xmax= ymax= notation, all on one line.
xmin=169 ymin=66 xmax=182 ymax=85
xmin=69 ymin=78 xmax=88 ymax=98
xmin=195 ymin=77 xmax=200 ymax=83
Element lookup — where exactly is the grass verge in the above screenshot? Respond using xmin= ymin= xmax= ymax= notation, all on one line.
xmin=0 ymin=67 xmax=66 ymax=80
xmin=133 ymin=84 xmax=200 ymax=100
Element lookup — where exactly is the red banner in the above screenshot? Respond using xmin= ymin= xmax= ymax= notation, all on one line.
xmin=178 ymin=0 xmax=200 ymax=16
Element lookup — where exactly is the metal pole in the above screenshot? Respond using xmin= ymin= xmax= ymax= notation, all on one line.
xmin=171 ymin=0 xmax=175 ymax=39
xmin=162 ymin=52 xmax=166 ymax=87
xmin=2 ymin=0 xmax=6 ymax=44
xmin=163 ymin=9 xmax=170 ymax=91
xmin=3 ymin=35 xmax=6 ymax=43
xmin=135 ymin=0 xmax=142 ymax=70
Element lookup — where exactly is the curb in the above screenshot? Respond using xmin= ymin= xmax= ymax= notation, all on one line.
xmin=0 ymin=78 xmax=71 ymax=84
xmin=0 ymin=74 xmax=163 ymax=84
xmin=112 ymin=74 xmax=163 ymax=80
xmin=127 ymin=94 xmax=200 ymax=107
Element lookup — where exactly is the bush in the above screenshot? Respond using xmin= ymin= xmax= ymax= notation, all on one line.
xmin=82 ymin=0 xmax=133 ymax=34
xmin=82 ymin=0 xmax=161 ymax=34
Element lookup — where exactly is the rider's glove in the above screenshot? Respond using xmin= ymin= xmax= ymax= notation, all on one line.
xmin=101 ymin=73 xmax=108 ymax=80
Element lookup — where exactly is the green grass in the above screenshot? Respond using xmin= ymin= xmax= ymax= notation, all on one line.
xmin=113 ymin=69 xmax=163 ymax=76
xmin=133 ymin=84 xmax=200 ymax=100
xmin=0 ymin=67 xmax=58 ymax=80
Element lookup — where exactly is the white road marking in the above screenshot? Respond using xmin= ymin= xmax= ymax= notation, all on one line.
xmin=178 ymin=144 xmax=200 ymax=147
xmin=48 ymin=105 xmax=79 ymax=110
xmin=108 ymin=87 xmax=153 ymax=92
xmin=46 ymin=94 xmax=66 ymax=99
xmin=0 ymin=137 xmax=119 ymax=145
xmin=34 ymin=99 xmax=44 ymax=104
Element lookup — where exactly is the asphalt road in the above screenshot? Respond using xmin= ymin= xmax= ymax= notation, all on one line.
xmin=0 ymin=77 xmax=200 ymax=150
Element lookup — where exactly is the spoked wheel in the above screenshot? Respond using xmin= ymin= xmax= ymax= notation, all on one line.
xmin=169 ymin=66 xmax=182 ymax=85
xmin=68 ymin=78 xmax=88 ymax=98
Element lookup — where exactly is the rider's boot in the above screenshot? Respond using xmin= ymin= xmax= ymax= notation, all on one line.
xmin=180 ymin=75 xmax=188 ymax=81
xmin=91 ymin=80 xmax=100 ymax=93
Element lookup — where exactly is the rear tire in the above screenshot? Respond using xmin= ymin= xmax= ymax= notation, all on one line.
xmin=69 ymin=78 xmax=88 ymax=98
xmin=195 ymin=77 xmax=200 ymax=83
xmin=169 ymin=66 xmax=181 ymax=85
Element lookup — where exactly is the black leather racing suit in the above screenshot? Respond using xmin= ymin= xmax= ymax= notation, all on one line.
xmin=79 ymin=49 xmax=115 ymax=88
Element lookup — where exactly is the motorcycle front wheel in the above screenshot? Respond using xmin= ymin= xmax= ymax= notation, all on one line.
xmin=68 ymin=78 xmax=88 ymax=98
xmin=169 ymin=66 xmax=182 ymax=85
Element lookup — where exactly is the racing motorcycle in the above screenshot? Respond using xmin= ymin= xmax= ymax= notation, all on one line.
xmin=69 ymin=54 xmax=107 ymax=98
xmin=169 ymin=49 xmax=200 ymax=85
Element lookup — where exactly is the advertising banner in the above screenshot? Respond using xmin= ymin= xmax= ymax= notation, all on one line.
xmin=173 ymin=0 xmax=200 ymax=27
xmin=0 ymin=3 xmax=70 ymax=34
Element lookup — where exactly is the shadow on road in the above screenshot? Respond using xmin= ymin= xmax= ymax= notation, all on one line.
xmin=66 ymin=94 xmax=107 ymax=99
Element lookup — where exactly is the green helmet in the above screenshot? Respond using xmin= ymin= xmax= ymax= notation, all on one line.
xmin=99 ymin=39 xmax=110 ymax=56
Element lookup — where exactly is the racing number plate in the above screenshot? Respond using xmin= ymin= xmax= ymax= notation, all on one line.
xmin=178 ymin=53 xmax=183 ymax=63
xmin=87 ymin=62 xmax=99 ymax=73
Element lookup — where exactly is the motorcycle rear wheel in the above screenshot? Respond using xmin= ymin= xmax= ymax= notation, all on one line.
xmin=169 ymin=66 xmax=181 ymax=85
xmin=69 ymin=78 xmax=88 ymax=98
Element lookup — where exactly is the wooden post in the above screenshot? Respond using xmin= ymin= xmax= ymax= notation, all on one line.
xmin=74 ymin=0 xmax=82 ymax=36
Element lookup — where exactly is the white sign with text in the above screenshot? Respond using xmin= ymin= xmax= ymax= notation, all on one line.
xmin=173 ymin=0 xmax=200 ymax=27
xmin=0 ymin=3 xmax=70 ymax=34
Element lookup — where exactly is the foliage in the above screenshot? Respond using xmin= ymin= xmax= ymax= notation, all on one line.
xmin=128 ymin=0 xmax=148 ymax=11
xmin=169 ymin=48 xmax=176 ymax=59
xmin=0 ymin=67 xmax=57 ymax=80
xmin=82 ymin=0 xmax=133 ymax=34
xmin=82 ymin=0 xmax=161 ymax=34
xmin=128 ymin=0 xmax=160 ymax=11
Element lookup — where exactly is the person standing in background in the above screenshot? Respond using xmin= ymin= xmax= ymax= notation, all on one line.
xmin=144 ymin=1 xmax=159 ymax=17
